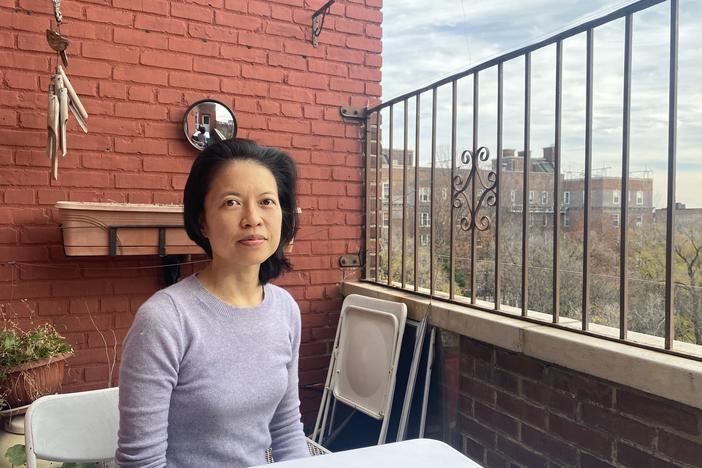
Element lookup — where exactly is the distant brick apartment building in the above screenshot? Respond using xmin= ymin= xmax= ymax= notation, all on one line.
xmin=561 ymin=172 xmax=654 ymax=234
xmin=378 ymin=145 xmax=654 ymax=242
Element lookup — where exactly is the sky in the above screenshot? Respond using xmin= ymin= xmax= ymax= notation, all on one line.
xmin=380 ymin=0 xmax=702 ymax=208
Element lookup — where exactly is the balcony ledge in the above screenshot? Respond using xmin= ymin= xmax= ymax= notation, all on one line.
xmin=341 ymin=280 xmax=702 ymax=410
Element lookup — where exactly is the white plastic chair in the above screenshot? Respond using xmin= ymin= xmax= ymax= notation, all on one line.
xmin=312 ymin=294 xmax=407 ymax=446
xmin=24 ymin=387 xmax=119 ymax=468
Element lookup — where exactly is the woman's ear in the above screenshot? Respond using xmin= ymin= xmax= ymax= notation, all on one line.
xmin=199 ymin=215 xmax=208 ymax=238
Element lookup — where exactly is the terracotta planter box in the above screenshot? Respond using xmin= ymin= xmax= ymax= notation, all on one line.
xmin=56 ymin=202 xmax=204 ymax=256
xmin=0 ymin=352 xmax=73 ymax=408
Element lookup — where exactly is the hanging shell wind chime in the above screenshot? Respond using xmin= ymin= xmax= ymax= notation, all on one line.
xmin=46 ymin=0 xmax=88 ymax=180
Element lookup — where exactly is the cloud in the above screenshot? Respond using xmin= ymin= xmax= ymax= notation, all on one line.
xmin=381 ymin=0 xmax=702 ymax=207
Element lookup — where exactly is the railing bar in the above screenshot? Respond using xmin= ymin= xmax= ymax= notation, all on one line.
xmin=449 ymin=80 xmax=457 ymax=300
xmin=375 ymin=111 xmax=381 ymax=282
xmin=388 ymin=105 xmax=394 ymax=286
xmin=360 ymin=0 xmax=694 ymax=363
xmin=402 ymin=99 xmax=409 ymax=289
xmin=583 ymin=28 xmax=594 ymax=331
xmin=665 ymin=0 xmax=678 ymax=350
xmin=414 ymin=96 xmax=421 ymax=292
xmin=367 ymin=0 xmax=666 ymax=113
xmin=521 ymin=53 xmax=531 ymax=317
xmin=471 ymin=73 xmax=479 ymax=305
xmin=356 ymin=278 xmax=702 ymax=364
xmin=621 ymin=14 xmax=633 ymax=339
xmin=364 ymin=112 xmax=373 ymax=280
xmin=430 ymin=87 xmax=437 ymax=296
xmin=553 ymin=40 xmax=562 ymax=324
xmin=495 ymin=63 xmax=503 ymax=310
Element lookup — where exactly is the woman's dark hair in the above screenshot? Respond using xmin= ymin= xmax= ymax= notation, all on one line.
xmin=183 ymin=138 xmax=299 ymax=284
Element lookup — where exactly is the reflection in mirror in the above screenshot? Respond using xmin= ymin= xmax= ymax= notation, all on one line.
xmin=183 ymin=99 xmax=237 ymax=151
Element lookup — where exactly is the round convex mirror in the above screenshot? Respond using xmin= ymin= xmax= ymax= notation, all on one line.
xmin=183 ymin=99 xmax=237 ymax=150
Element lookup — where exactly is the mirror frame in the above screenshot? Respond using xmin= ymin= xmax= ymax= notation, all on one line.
xmin=182 ymin=99 xmax=238 ymax=151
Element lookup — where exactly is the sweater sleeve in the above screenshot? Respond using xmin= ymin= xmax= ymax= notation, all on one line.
xmin=269 ymin=299 xmax=310 ymax=462
xmin=116 ymin=293 xmax=183 ymax=468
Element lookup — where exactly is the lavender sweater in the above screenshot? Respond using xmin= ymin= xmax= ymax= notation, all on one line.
xmin=116 ymin=275 xmax=310 ymax=467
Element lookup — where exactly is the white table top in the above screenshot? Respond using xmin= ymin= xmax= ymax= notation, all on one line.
xmin=254 ymin=438 xmax=482 ymax=468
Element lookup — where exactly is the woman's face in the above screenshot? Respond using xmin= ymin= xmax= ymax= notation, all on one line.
xmin=200 ymin=160 xmax=282 ymax=273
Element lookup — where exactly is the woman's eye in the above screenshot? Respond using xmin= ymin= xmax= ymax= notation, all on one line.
xmin=261 ymin=199 xmax=277 ymax=206
xmin=224 ymin=199 xmax=239 ymax=207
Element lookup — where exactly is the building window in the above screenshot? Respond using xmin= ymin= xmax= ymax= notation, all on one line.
xmin=510 ymin=191 xmax=516 ymax=203
xmin=529 ymin=191 xmax=534 ymax=203
xmin=529 ymin=213 xmax=534 ymax=227
xmin=564 ymin=191 xmax=571 ymax=205
xmin=382 ymin=182 xmax=389 ymax=200
xmin=383 ymin=212 xmax=389 ymax=227
xmin=420 ymin=234 xmax=429 ymax=246
xmin=419 ymin=187 xmax=429 ymax=202
xmin=541 ymin=191 xmax=548 ymax=205
xmin=543 ymin=215 xmax=548 ymax=227
xmin=636 ymin=191 xmax=644 ymax=205
xmin=613 ymin=190 xmax=620 ymax=205
xmin=636 ymin=215 xmax=643 ymax=226
xmin=420 ymin=212 xmax=431 ymax=226
xmin=563 ymin=214 xmax=570 ymax=227
xmin=613 ymin=213 xmax=620 ymax=227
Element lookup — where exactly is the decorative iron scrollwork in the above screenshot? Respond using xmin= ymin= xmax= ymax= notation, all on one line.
xmin=452 ymin=146 xmax=497 ymax=232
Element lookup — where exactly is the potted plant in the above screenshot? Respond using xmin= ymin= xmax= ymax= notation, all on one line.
xmin=0 ymin=322 xmax=73 ymax=409
xmin=0 ymin=321 xmax=105 ymax=467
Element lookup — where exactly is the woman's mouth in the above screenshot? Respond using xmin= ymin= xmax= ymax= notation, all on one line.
xmin=238 ymin=236 xmax=265 ymax=247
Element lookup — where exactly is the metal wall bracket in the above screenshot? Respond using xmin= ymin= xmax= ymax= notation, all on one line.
xmin=339 ymin=106 xmax=367 ymax=121
xmin=106 ymin=225 xmax=186 ymax=286
xmin=162 ymin=255 xmax=187 ymax=286
xmin=339 ymin=254 xmax=362 ymax=267
xmin=107 ymin=224 xmax=182 ymax=257
xmin=312 ymin=0 xmax=335 ymax=48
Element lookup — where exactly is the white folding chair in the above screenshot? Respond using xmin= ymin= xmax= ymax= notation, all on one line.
xmin=24 ymin=387 xmax=119 ymax=468
xmin=264 ymin=437 xmax=331 ymax=463
xmin=312 ymin=294 xmax=407 ymax=446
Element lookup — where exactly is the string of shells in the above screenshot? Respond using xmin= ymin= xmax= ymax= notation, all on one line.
xmin=46 ymin=0 xmax=89 ymax=180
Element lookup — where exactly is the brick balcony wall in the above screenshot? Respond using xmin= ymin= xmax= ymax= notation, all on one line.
xmin=0 ymin=0 xmax=381 ymax=426
xmin=457 ymin=335 xmax=702 ymax=468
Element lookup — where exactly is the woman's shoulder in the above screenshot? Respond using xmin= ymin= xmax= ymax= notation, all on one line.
xmin=135 ymin=275 xmax=200 ymax=323
xmin=265 ymin=283 xmax=300 ymax=320
xmin=266 ymin=283 xmax=298 ymax=309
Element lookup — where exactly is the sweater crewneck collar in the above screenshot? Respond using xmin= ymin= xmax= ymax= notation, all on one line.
xmin=187 ymin=274 xmax=272 ymax=314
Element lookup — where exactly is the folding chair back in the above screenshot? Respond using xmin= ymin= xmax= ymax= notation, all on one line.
xmin=333 ymin=305 xmax=399 ymax=419
xmin=24 ymin=387 xmax=119 ymax=468
xmin=312 ymin=294 xmax=407 ymax=445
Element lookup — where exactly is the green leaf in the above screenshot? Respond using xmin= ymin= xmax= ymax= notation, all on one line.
xmin=3 ymin=334 xmax=17 ymax=351
xmin=5 ymin=444 xmax=26 ymax=466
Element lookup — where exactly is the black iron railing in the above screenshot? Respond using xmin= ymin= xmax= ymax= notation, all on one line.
xmin=362 ymin=0 xmax=702 ymax=360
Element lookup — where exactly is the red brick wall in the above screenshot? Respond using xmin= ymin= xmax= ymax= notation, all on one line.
xmin=0 ymin=0 xmax=382 ymax=425
xmin=457 ymin=336 xmax=702 ymax=467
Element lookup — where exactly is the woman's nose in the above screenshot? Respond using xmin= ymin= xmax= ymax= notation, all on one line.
xmin=241 ymin=203 xmax=263 ymax=227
